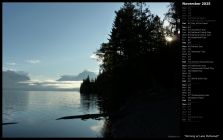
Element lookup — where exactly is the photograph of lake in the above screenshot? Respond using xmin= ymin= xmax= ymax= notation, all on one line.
xmin=3 ymin=2 xmax=181 ymax=138
xmin=3 ymin=90 xmax=104 ymax=137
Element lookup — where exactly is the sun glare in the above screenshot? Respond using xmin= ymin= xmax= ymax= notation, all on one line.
xmin=165 ymin=36 xmax=173 ymax=42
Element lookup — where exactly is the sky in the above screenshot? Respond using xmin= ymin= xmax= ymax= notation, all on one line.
xmin=3 ymin=2 xmax=170 ymax=81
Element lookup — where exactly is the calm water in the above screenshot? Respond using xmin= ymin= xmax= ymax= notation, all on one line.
xmin=3 ymin=90 xmax=105 ymax=138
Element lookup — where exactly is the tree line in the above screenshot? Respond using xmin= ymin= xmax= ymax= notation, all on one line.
xmin=80 ymin=2 xmax=180 ymax=112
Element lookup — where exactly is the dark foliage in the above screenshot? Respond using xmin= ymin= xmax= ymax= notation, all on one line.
xmin=80 ymin=76 xmax=94 ymax=94
xmin=80 ymin=2 xmax=180 ymax=113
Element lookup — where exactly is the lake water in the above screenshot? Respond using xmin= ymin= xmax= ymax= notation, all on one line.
xmin=2 ymin=90 xmax=105 ymax=138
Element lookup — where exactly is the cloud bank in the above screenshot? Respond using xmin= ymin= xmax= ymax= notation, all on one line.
xmin=57 ymin=70 xmax=97 ymax=81
xmin=3 ymin=70 xmax=81 ymax=91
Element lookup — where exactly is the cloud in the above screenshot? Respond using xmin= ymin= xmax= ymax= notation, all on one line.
xmin=3 ymin=70 xmax=81 ymax=91
xmin=90 ymin=53 xmax=103 ymax=65
xmin=20 ymin=80 xmax=82 ymax=90
xmin=7 ymin=62 xmax=16 ymax=66
xmin=3 ymin=67 xmax=7 ymax=71
xmin=3 ymin=70 xmax=30 ymax=90
xmin=90 ymin=53 xmax=98 ymax=60
xmin=3 ymin=67 xmax=15 ymax=71
xmin=57 ymin=70 xmax=97 ymax=81
xmin=26 ymin=59 xmax=40 ymax=64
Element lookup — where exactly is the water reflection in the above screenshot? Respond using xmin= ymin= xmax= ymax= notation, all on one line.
xmin=80 ymin=93 xmax=110 ymax=137
xmin=80 ymin=93 xmax=101 ymax=114
xmin=101 ymin=118 xmax=113 ymax=138
xmin=3 ymin=90 xmax=30 ymax=111
xmin=3 ymin=90 xmax=105 ymax=137
xmin=80 ymin=93 xmax=113 ymax=137
xmin=90 ymin=121 xmax=104 ymax=133
xmin=3 ymin=90 xmax=30 ymax=122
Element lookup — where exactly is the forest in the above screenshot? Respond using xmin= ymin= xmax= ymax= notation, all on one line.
xmin=80 ymin=2 xmax=180 ymax=114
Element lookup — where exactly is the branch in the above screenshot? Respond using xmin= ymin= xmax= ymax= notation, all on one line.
xmin=56 ymin=113 xmax=108 ymax=120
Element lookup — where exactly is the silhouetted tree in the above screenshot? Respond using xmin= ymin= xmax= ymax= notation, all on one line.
xmin=80 ymin=76 xmax=93 ymax=94
xmin=82 ymin=2 xmax=180 ymax=112
xmin=164 ymin=2 xmax=181 ymax=37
